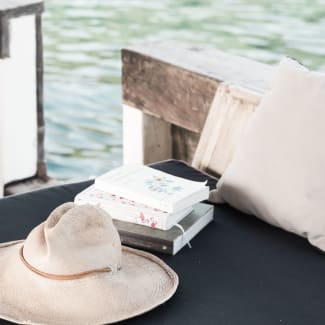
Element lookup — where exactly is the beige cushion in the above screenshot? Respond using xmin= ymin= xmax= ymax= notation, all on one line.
xmin=210 ymin=57 xmax=325 ymax=251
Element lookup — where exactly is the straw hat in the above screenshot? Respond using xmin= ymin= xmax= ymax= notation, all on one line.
xmin=0 ymin=203 xmax=178 ymax=324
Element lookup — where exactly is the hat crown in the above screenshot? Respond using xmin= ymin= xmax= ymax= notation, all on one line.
xmin=23 ymin=203 xmax=122 ymax=275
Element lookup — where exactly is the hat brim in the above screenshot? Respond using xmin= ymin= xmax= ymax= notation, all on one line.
xmin=0 ymin=241 xmax=178 ymax=325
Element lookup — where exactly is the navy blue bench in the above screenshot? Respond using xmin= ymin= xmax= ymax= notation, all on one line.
xmin=0 ymin=160 xmax=324 ymax=325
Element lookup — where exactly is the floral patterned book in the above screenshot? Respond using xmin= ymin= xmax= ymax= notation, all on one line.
xmin=75 ymin=185 xmax=193 ymax=230
xmin=94 ymin=165 xmax=209 ymax=213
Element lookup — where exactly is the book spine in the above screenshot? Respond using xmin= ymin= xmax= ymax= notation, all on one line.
xmin=75 ymin=197 xmax=169 ymax=230
xmin=117 ymin=230 xmax=174 ymax=255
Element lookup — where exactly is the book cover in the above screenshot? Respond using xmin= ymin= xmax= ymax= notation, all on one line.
xmin=113 ymin=203 xmax=214 ymax=255
xmin=74 ymin=185 xmax=193 ymax=230
xmin=95 ymin=165 xmax=209 ymax=213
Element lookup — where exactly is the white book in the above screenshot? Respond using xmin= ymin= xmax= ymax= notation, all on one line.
xmin=74 ymin=185 xmax=193 ymax=230
xmin=94 ymin=165 xmax=209 ymax=213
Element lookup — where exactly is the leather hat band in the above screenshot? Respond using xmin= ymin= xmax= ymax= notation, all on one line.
xmin=19 ymin=246 xmax=111 ymax=280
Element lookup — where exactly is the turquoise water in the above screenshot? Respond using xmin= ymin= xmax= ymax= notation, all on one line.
xmin=43 ymin=0 xmax=325 ymax=179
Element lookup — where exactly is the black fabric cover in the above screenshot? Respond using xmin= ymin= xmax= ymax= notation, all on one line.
xmin=0 ymin=160 xmax=324 ymax=325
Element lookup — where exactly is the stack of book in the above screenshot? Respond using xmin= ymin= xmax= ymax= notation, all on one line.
xmin=75 ymin=165 xmax=214 ymax=255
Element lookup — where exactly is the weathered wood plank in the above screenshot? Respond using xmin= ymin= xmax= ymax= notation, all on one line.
xmin=122 ymin=41 xmax=273 ymax=133
xmin=172 ymin=126 xmax=200 ymax=163
xmin=192 ymin=83 xmax=261 ymax=175
xmin=0 ymin=16 xmax=9 ymax=58
xmin=125 ymin=41 xmax=273 ymax=92
xmin=35 ymin=13 xmax=47 ymax=179
xmin=0 ymin=1 xmax=43 ymax=17
xmin=122 ymin=49 xmax=219 ymax=133
xmin=143 ymin=114 xmax=172 ymax=164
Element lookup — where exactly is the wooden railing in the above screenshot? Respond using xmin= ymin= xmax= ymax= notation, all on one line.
xmin=122 ymin=41 xmax=274 ymax=175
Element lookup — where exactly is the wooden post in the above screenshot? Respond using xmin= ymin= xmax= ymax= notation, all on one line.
xmin=123 ymin=104 xmax=172 ymax=165
xmin=142 ymin=113 xmax=172 ymax=164
xmin=0 ymin=16 xmax=10 ymax=58
xmin=0 ymin=0 xmax=45 ymax=196
xmin=35 ymin=12 xmax=47 ymax=180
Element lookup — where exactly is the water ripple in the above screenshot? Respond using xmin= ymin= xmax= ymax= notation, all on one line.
xmin=44 ymin=0 xmax=325 ymax=179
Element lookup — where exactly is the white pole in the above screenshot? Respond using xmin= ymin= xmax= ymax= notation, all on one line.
xmin=123 ymin=104 xmax=145 ymax=165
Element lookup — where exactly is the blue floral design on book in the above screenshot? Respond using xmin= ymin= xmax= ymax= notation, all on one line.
xmin=145 ymin=175 xmax=183 ymax=195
